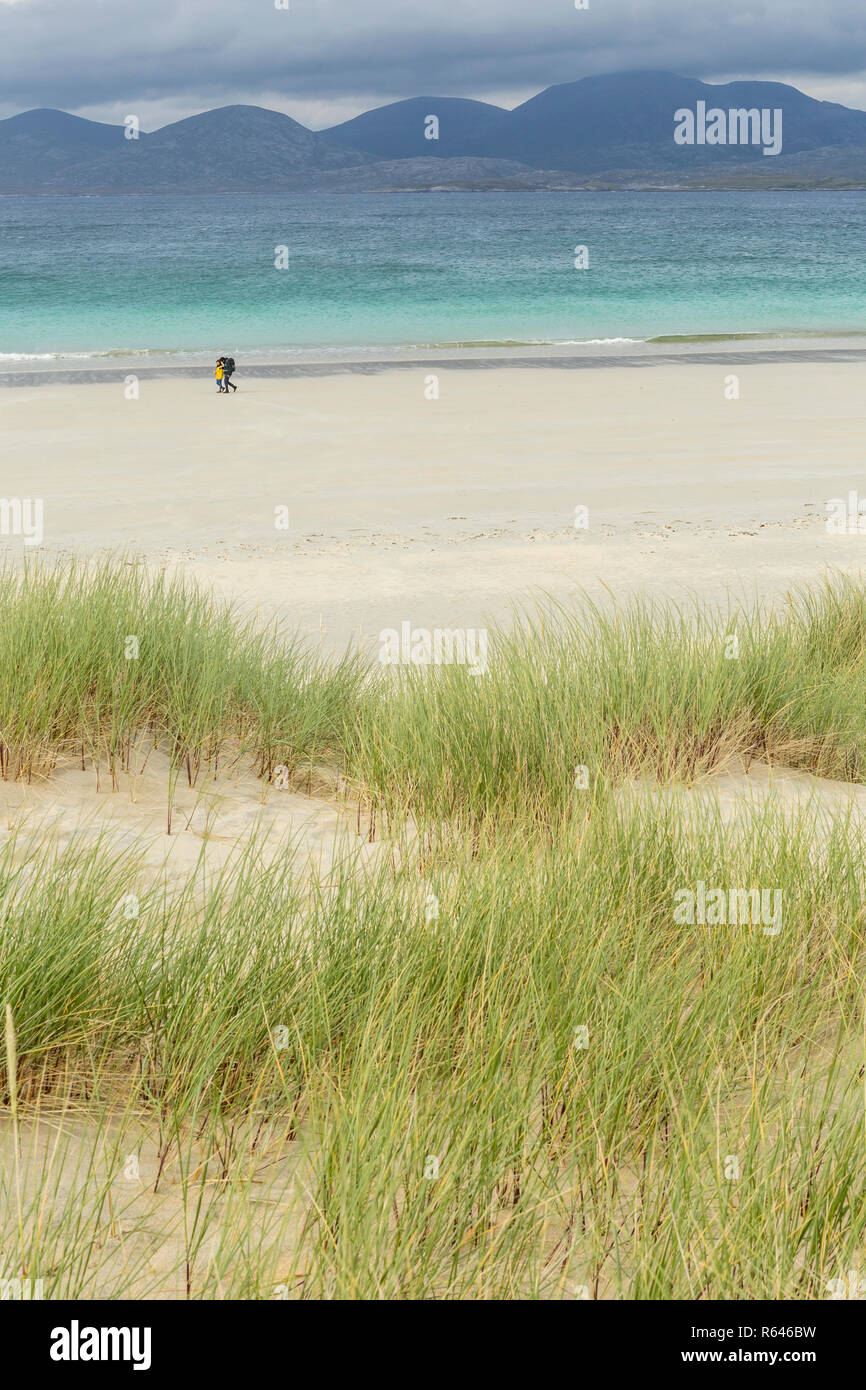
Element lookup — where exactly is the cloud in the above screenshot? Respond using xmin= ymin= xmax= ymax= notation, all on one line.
xmin=1 ymin=0 xmax=866 ymax=126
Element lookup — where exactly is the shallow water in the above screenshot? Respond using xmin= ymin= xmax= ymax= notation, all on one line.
xmin=2 ymin=189 xmax=866 ymax=357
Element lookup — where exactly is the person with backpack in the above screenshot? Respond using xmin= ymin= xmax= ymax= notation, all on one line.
xmin=223 ymin=355 xmax=237 ymax=392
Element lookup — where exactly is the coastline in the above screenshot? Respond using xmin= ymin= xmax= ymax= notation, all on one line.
xmin=6 ymin=49 xmax=866 ymax=1315
xmin=2 ymin=334 xmax=866 ymax=386
xmin=4 ymin=352 xmax=865 ymax=1301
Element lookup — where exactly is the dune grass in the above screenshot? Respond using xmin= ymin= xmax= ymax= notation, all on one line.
xmin=348 ymin=577 xmax=866 ymax=834
xmin=0 ymin=559 xmax=364 ymax=795
xmin=1 ymin=798 xmax=864 ymax=1299
xmin=4 ymin=559 xmax=866 ymax=826
xmin=1 ymin=561 xmax=866 ymax=1298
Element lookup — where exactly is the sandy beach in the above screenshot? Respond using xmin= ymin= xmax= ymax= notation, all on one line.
xmin=3 ymin=343 xmax=864 ymax=889
xmin=2 ymin=349 xmax=864 ymax=653
xmin=6 ymin=3 xmax=866 ymax=1320
xmin=4 ymin=345 xmax=866 ymax=1304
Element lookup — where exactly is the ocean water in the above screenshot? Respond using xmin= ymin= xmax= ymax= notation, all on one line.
xmin=1 ymin=190 xmax=865 ymax=360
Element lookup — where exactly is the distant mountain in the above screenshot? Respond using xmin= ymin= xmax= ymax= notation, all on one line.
xmin=325 ymin=72 xmax=866 ymax=175
xmin=2 ymin=75 xmax=866 ymax=193
xmin=493 ymin=72 xmax=866 ymax=172
xmin=1 ymin=107 xmax=128 ymax=149
xmin=8 ymin=105 xmax=369 ymax=194
xmin=0 ymin=107 xmax=136 ymax=188
xmin=324 ymin=96 xmax=508 ymax=159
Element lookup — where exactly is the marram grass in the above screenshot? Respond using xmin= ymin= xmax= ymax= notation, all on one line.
xmin=1 ymin=561 xmax=865 ymax=1299
xmin=347 ymin=576 xmax=866 ymax=833
xmin=4 ymin=561 xmax=866 ymax=825
xmin=1 ymin=799 xmax=863 ymax=1299
xmin=0 ymin=558 xmax=365 ymax=792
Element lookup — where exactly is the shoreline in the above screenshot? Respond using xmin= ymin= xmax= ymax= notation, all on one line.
xmin=3 ymin=337 xmax=866 ymax=387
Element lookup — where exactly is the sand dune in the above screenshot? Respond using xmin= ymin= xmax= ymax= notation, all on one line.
xmin=0 ymin=748 xmax=378 ymax=886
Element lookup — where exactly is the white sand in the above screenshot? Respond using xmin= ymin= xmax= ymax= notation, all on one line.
xmin=1 ymin=358 xmax=864 ymax=655
xmin=4 ymin=356 xmax=863 ymax=1294
xmin=0 ymin=748 xmax=380 ymax=886
xmin=2 ymin=354 xmax=865 ymax=858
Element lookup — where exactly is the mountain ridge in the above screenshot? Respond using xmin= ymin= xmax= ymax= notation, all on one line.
xmin=3 ymin=73 xmax=866 ymax=192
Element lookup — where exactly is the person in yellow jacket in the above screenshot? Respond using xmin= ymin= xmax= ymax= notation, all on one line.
xmin=214 ymin=358 xmax=225 ymax=393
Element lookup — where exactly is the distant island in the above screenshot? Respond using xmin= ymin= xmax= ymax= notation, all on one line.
xmin=3 ymin=70 xmax=866 ymax=194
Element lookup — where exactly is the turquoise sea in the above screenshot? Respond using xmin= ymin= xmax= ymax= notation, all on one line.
xmin=1 ymin=190 xmax=865 ymax=360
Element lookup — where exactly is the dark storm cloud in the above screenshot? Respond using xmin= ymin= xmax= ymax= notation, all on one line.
xmin=1 ymin=0 xmax=865 ymax=121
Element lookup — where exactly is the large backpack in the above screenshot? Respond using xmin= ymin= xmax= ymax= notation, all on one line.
xmin=225 ymin=357 xmax=235 ymax=374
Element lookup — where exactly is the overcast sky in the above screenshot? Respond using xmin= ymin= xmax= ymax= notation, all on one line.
xmin=1 ymin=0 xmax=865 ymax=130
